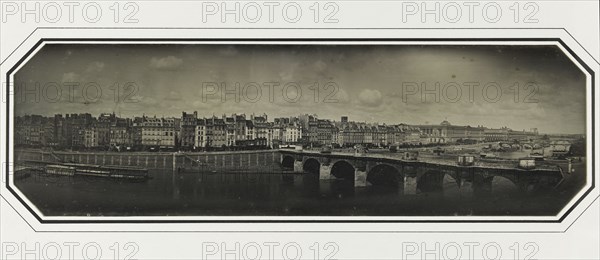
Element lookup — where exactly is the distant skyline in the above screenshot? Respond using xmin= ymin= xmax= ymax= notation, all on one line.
xmin=13 ymin=44 xmax=587 ymax=134
xmin=12 ymin=111 xmax=558 ymax=136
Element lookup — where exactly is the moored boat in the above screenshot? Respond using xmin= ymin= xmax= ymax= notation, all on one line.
xmin=45 ymin=165 xmax=76 ymax=176
xmin=43 ymin=162 xmax=149 ymax=180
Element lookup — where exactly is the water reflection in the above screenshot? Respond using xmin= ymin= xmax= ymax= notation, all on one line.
xmin=14 ymin=164 xmax=579 ymax=217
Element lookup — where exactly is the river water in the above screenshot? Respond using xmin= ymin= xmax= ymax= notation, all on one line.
xmin=14 ymin=160 xmax=585 ymax=217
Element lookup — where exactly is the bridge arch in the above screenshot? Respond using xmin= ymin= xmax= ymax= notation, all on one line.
xmin=330 ymin=160 xmax=355 ymax=181
xmin=303 ymin=158 xmax=320 ymax=174
xmin=491 ymin=175 xmax=519 ymax=193
xmin=281 ymin=155 xmax=295 ymax=169
xmin=417 ymin=170 xmax=445 ymax=192
xmin=442 ymin=174 xmax=460 ymax=194
xmin=367 ymin=164 xmax=402 ymax=186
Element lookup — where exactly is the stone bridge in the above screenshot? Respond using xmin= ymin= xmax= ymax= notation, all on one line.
xmin=279 ymin=150 xmax=564 ymax=195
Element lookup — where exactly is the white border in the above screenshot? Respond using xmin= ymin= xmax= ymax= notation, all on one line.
xmin=0 ymin=28 xmax=598 ymax=232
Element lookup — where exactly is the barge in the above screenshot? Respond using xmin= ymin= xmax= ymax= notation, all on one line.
xmin=45 ymin=165 xmax=76 ymax=176
xmin=44 ymin=162 xmax=149 ymax=180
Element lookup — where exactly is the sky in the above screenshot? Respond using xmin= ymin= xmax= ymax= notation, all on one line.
xmin=13 ymin=43 xmax=587 ymax=134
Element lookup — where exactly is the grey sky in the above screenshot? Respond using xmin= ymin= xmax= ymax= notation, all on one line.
xmin=14 ymin=44 xmax=586 ymax=134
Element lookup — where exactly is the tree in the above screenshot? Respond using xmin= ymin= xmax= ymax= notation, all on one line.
xmin=568 ymin=138 xmax=586 ymax=157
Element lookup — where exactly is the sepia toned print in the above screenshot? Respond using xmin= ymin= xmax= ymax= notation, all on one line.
xmin=12 ymin=43 xmax=587 ymax=217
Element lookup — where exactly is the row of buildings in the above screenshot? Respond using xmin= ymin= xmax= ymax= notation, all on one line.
xmin=14 ymin=112 xmax=540 ymax=150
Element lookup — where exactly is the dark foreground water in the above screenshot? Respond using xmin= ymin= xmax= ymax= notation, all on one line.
xmin=14 ymin=161 xmax=585 ymax=217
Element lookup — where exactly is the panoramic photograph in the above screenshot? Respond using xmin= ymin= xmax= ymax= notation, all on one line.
xmin=11 ymin=43 xmax=587 ymax=217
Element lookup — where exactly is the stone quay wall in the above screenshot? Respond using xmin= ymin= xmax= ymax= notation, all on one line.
xmin=14 ymin=149 xmax=284 ymax=173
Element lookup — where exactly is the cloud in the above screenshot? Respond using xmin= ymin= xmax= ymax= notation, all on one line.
xmin=61 ymin=72 xmax=79 ymax=82
xmin=278 ymin=71 xmax=293 ymax=81
xmin=313 ymin=60 xmax=327 ymax=72
xmin=358 ymin=89 xmax=383 ymax=107
xmin=164 ymin=90 xmax=183 ymax=101
xmin=86 ymin=61 xmax=105 ymax=73
xmin=13 ymin=44 xmax=587 ymax=134
xmin=333 ymin=88 xmax=351 ymax=103
xmin=219 ymin=46 xmax=238 ymax=56
xmin=149 ymin=56 xmax=183 ymax=70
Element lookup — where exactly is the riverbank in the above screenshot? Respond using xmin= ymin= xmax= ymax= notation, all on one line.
xmin=15 ymin=149 xmax=283 ymax=172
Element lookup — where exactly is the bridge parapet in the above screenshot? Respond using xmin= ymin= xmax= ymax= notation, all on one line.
xmin=279 ymin=149 xmax=564 ymax=193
